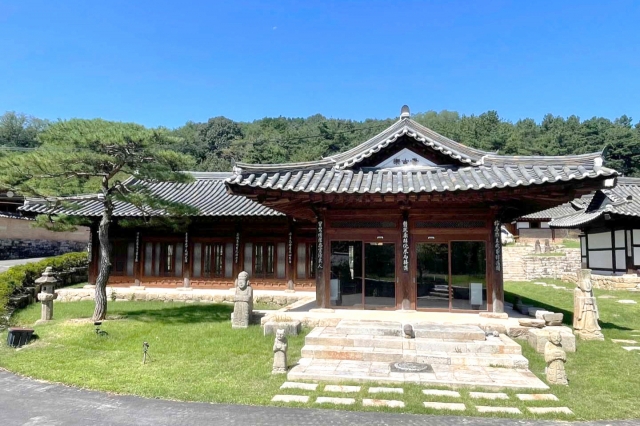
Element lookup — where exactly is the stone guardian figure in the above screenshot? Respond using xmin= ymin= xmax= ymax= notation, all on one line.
xmin=573 ymin=269 xmax=604 ymax=340
xmin=544 ymin=331 xmax=568 ymax=385
xmin=272 ymin=329 xmax=288 ymax=374
xmin=231 ymin=271 xmax=253 ymax=329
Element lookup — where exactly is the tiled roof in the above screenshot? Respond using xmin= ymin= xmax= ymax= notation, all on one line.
xmin=19 ymin=172 xmax=282 ymax=218
xmin=227 ymin=162 xmax=616 ymax=195
xmin=520 ymin=203 xmax=578 ymax=221
xmin=550 ymin=177 xmax=640 ymax=228
xmin=228 ymin=115 xmax=616 ymax=195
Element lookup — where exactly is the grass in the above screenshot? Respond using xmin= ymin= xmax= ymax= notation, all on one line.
xmin=561 ymin=239 xmax=581 ymax=249
xmin=505 ymin=279 xmax=640 ymax=420
xmin=1 ymin=286 xmax=640 ymax=420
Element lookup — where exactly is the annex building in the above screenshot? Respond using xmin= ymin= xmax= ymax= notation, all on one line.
xmin=21 ymin=106 xmax=617 ymax=313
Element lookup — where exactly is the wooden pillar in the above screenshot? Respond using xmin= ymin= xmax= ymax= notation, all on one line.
xmin=315 ymin=212 xmax=326 ymax=308
xmin=183 ymin=231 xmax=191 ymax=288
xmin=134 ymin=231 xmax=142 ymax=286
xmin=491 ymin=218 xmax=504 ymax=313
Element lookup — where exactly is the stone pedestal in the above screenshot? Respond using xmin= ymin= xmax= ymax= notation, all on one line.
xmin=528 ymin=327 xmax=576 ymax=353
xmin=264 ymin=320 xmax=301 ymax=336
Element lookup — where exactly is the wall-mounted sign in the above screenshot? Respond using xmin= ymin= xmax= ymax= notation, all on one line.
xmin=234 ymin=232 xmax=240 ymax=264
xmin=288 ymin=231 xmax=293 ymax=265
xmin=317 ymin=221 xmax=324 ymax=270
xmin=134 ymin=232 xmax=139 ymax=263
xmin=402 ymin=220 xmax=409 ymax=272
xmin=184 ymin=232 xmax=189 ymax=264
xmin=494 ymin=220 xmax=502 ymax=272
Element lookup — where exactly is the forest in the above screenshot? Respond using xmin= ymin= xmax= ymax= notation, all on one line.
xmin=2 ymin=109 xmax=640 ymax=176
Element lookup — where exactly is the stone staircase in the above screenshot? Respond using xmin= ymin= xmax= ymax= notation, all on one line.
xmin=288 ymin=319 xmax=547 ymax=389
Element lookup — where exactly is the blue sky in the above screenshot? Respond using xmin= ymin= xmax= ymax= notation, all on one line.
xmin=1 ymin=1 xmax=639 ymax=128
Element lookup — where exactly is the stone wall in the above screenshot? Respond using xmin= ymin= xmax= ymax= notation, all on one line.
xmin=55 ymin=287 xmax=313 ymax=307
xmin=0 ymin=216 xmax=89 ymax=260
xmin=503 ymin=245 xmax=581 ymax=281
xmin=561 ymin=272 xmax=640 ymax=290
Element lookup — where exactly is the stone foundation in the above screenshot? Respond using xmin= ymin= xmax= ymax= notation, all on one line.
xmin=0 ymin=239 xmax=87 ymax=260
xmin=561 ymin=273 xmax=640 ymax=290
xmin=55 ymin=287 xmax=312 ymax=307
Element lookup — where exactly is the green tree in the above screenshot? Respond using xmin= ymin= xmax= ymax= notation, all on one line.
xmin=0 ymin=111 xmax=49 ymax=148
xmin=0 ymin=119 xmax=196 ymax=320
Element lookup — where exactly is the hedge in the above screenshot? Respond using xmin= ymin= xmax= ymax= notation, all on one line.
xmin=0 ymin=252 xmax=89 ymax=313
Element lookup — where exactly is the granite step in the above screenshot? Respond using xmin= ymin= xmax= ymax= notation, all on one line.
xmin=300 ymin=345 xmax=529 ymax=368
xmin=288 ymin=359 xmax=548 ymax=390
xmin=305 ymin=333 xmax=522 ymax=355
xmin=334 ymin=320 xmax=486 ymax=341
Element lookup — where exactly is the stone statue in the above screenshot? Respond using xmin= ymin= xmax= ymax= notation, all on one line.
xmin=535 ymin=240 xmax=541 ymax=254
xmin=573 ymin=269 xmax=604 ymax=340
xmin=272 ymin=329 xmax=288 ymax=374
xmin=231 ymin=271 xmax=253 ymax=329
xmin=544 ymin=331 xmax=568 ymax=385
xmin=544 ymin=239 xmax=551 ymax=253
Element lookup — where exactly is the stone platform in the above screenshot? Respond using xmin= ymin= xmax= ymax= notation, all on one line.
xmin=288 ymin=320 xmax=548 ymax=390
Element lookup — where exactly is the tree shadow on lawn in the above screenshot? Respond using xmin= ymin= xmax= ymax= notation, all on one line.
xmin=124 ymin=304 xmax=233 ymax=325
xmin=504 ymin=290 xmax=632 ymax=332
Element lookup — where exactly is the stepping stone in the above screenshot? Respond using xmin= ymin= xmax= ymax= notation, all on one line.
xmin=363 ymin=399 xmax=405 ymax=408
xmin=280 ymin=382 xmax=318 ymax=391
xmin=422 ymin=389 xmax=460 ymax=398
xmin=611 ymin=339 xmax=638 ymax=344
xmin=476 ymin=406 xmax=521 ymax=414
xmin=622 ymin=347 xmax=640 ymax=351
xmin=369 ymin=387 xmax=403 ymax=394
xmin=469 ymin=392 xmax=509 ymax=400
xmin=272 ymin=395 xmax=310 ymax=403
xmin=423 ymin=402 xmax=466 ymax=411
xmin=528 ymin=407 xmax=574 ymax=415
xmin=598 ymin=295 xmax=616 ymax=299
xmin=516 ymin=394 xmax=559 ymax=401
xmin=316 ymin=397 xmax=355 ymax=405
xmin=324 ymin=385 xmax=360 ymax=393
xmin=618 ymin=300 xmax=637 ymax=304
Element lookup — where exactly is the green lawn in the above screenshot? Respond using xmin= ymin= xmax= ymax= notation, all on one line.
xmin=1 ymin=286 xmax=640 ymax=420
xmin=505 ymin=280 xmax=640 ymax=420
xmin=562 ymin=239 xmax=581 ymax=249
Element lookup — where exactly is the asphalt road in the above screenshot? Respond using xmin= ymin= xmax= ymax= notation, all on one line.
xmin=0 ymin=257 xmax=48 ymax=273
xmin=0 ymin=370 xmax=636 ymax=426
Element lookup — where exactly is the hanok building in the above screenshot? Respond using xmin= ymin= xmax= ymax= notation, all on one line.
xmin=20 ymin=106 xmax=617 ymax=313
xmin=549 ymin=177 xmax=640 ymax=275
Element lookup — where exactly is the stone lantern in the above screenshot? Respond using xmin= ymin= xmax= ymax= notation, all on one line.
xmin=35 ymin=267 xmax=58 ymax=323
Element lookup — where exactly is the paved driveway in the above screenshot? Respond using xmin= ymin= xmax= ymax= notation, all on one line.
xmin=0 ymin=370 xmax=636 ymax=426
xmin=0 ymin=257 xmax=47 ymax=273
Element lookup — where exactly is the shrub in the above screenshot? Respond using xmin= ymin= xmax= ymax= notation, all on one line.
xmin=0 ymin=252 xmax=88 ymax=313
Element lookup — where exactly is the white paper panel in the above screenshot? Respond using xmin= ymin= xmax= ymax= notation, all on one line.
xmin=588 ymin=232 xmax=612 ymax=249
xmin=540 ymin=222 xmax=550 ymax=229
xmin=635 ymin=247 xmax=640 ymax=266
xmin=297 ymin=243 xmax=306 ymax=278
xmin=580 ymin=236 xmax=586 ymax=256
xmin=615 ymin=249 xmax=626 ymax=271
xmin=175 ymin=244 xmax=183 ymax=277
xmin=615 ymin=230 xmax=625 ymax=248
xmin=588 ymin=250 xmax=612 ymax=269
xmin=470 ymin=283 xmax=483 ymax=306
xmin=144 ymin=243 xmax=153 ymax=276
xmin=244 ymin=243 xmax=253 ymax=276
xmin=277 ymin=242 xmax=286 ymax=279
xmin=225 ymin=243 xmax=233 ymax=278
xmin=634 ymin=229 xmax=640 ymax=243
xmin=193 ymin=243 xmax=201 ymax=277
xmin=516 ymin=222 xmax=530 ymax=229
xmin=627 ymin=230 xmax=633 ymax=256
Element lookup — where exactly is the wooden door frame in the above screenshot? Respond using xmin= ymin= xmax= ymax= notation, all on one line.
xmin=411 ymin=232 xmax=491 ymax=312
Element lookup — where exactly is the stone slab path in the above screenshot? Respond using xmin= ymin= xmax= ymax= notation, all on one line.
xmin=2 ymin=370 xmax=634 ymax=426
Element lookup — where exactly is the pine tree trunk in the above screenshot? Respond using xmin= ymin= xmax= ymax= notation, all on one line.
xmin=93 ymin=198 xmax=113 ymax=321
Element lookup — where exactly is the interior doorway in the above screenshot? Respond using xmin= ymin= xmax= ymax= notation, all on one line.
xmin=413 ymin=240 xmax=488 ymax=311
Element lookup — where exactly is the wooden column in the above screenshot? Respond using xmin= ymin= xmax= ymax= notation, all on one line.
xmin=134 ymin=231 xmax=142 ymax=286
xmin=183 ymin=231 xmax=191 ymax=288
xmin=315 ymin=212 xmax=326 ymax=308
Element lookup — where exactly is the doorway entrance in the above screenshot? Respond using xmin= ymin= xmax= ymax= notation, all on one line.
xmin=329 ymin=240 xmax=396 ymax=309
xmin=414 ymin=240 xmax=488 ymax=311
